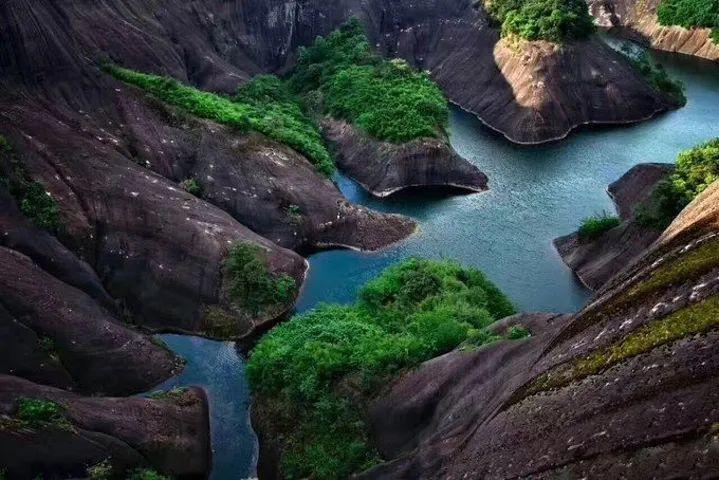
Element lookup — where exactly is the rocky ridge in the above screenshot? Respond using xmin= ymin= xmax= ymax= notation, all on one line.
xmin=356 ymin=179 xmax=719 ymax=478
xmin=322 ymin=118 xmax=488 ymax=197
xmin=554 ymin=163 xmax=673 ymax=290
xmin=589 ymin=0 xmax=719 ymax=61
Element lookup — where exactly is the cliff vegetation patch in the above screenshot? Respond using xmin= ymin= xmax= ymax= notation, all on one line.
xmin=637 ymin=138 xmax=719 ymax=229
xmin=247 ymin=259 xmax=515 ymax=479
xmin=618 ymin=47 xmax=686 ymax=105
xmin=103 ymin=66 xmax=335 ymax=176
xmin=0 ymin=136 xmax=62 ymax=232
xmin=578 ymin=212 xmax=621 ymax=241
xmin=223 ymin=242 xmax=297 ymax=315
xmin=288 ymin=20 xmax=450 ymax=142
xmin=657 ymin=0 xmax=719 ymax=43
xmin=484 ymin=0 xmax=595 ymax=42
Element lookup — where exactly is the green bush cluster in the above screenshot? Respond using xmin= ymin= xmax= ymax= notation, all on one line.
xmin=485 ymin=0 xmax=595 ymax=42
xmin=657 ymin=0 xmax=719 ymax=43
xmin=247 ymin=259 xmax=515 ymax=479
xmin=619 ymin=47 xmax=686 ymax=104
xmin=180 ymin=178 xmax=203 ymax=197
xmin=289 ymin=20 xmax=449 ymax=142
xmin=223 ymin=242 xmax=297 ymax=315
xmin=104 ymin=66 xmax=334 ymax=176
xmin=507 ymin=324 xmax=532 ymax=339
xmin=577 ymin=212 xmax=621 ymax=241
xmin=0 ymin=136 xmax=62 ymax=232
xmin=637 ymin=138 xmax=719 ymax=229
xmin=16 ymin=398 xmax=66 ymax=428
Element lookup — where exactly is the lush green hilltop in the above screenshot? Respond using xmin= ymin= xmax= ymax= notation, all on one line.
xmin=248 ymin=259 xmax=517 ymax=479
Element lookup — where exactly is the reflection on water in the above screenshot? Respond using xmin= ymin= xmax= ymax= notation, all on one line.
xmin=155 ymin=43 xmax=719 ymax=479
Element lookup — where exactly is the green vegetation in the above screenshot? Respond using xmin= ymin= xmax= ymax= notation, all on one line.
xmin=127 ymin=470 xmax=170 ymax=480
xmin=484 ymin=0 xmax=595 ymax=42
xmin=577 ymin=212 xmax=621 ymax=241
xmin=289 ymin=19 xmax=449 ymax=142
xmin=16 ymin=398 xmax=68 ymax=429
xmin=103 ymin=66 xmax=334 ymax=176
xmin=148 ymin=387 xmax=188 ymax=401
xmin=247 ymin=259 xmax=515 ymax=479
xmin=530 ymin=294 xmax=719 ymax=394
xmin=507 ymin=324 xmax=532 ymax=339
xmin=657 ymin=0 xmax=719 ymax=43
xmin=625 ymin=238 xmax=719 ymax=302
xmin=180 ymin=178 xmax=203 ymax=197
xmin=619 ymin=47 xmax=686 ymax=105
xmin=223 ymin=242 xmax=297 ymax=315
xmin=637 ymin=138 xmax=719 ymax=229
xmin=87 ymin=460 xmax=113 ymax=480
xmin=0 ymin=136 xmax=62 ymax=232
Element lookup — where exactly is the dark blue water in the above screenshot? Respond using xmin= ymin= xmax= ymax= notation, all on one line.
xmin=156 ymin=46 xmax=719 ymax=479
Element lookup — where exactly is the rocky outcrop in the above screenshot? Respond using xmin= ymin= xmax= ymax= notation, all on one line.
xmin=0 ymin=245 xmax=182 ymax=396
xmin=322 ymin=118 xmax=488 ymax=197
xmin=358 ymin=181 xmax=719 ymax=479
xmin=0 ymin=375 xmax=211 ymax=479
xmin=589 ymin=0 xmax=719 ymax=61
xmin=554 ymin=163 xmax=673 ymax=290
xmin=115 ymin=94 xmax=415 ymax=251
xmin=1 ymin=0 xmax=681 ymax=152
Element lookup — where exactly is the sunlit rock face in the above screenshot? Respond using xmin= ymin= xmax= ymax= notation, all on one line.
xmin=588 ymin=0 xmax=719 ymax=62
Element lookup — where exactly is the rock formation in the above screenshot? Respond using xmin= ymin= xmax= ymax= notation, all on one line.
xmin=322 ymin=118 xmax=488 ymax=197
xmin=589 ymin=0 xmax=719 ymax=61
xmin=356 ymin=180 xmax=719 ymax=479
xmin=0 ymin=375 xmax=210 ymax=479
xmin=554 ymin=163 xmax=673 ymax=290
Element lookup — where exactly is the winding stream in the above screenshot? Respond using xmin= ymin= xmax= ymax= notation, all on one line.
xmin=157 ymin=45 xmax=719 ymax=479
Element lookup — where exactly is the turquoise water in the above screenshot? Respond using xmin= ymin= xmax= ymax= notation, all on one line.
xmin=159 ymin=47 xmax=719 ymax=479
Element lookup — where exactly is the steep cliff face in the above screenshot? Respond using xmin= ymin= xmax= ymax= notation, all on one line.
xmin=1 ymin=0 xmax=679 ymax=148
xmin=359 ymin=180 xmax=719 ymax=478
xmin=322 ymin=118 xmax=488 ymax=197
xmin=555 ymin=163 xmax=673 ymax=290
xmin=0 ymin=376 xmax=211 ymax=479
xmin=589 ymin=0 xmax=719 ymax=61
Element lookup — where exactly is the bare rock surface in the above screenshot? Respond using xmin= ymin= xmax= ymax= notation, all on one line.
xmin=0 ymin=375 xmax=211 ymax=480
xmin=554 ymin=163 xmax=673 ymax=290
xmin=115 ymin=94 xmax=415 ymax=251
xmin=589 ymin=0 xmax=719 ymax=61
xmin=0 ymin=245 xmax=181 ymax=396
xmin=322 ymin=118 xmax=488 ymax=197
xmin=358 ymin=180 xmax=719 ymax=479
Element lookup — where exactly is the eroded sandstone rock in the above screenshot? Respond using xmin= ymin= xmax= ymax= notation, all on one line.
xmin=554 ymin=163 xmax=673 ymax=290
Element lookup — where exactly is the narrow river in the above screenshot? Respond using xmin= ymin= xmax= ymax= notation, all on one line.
xmin=155 ymin=45 xmax=719 ymax=479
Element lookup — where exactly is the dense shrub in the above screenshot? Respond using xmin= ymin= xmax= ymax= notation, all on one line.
xmin=657 ymin=0 xmax=719 ymax=43
xmin=0 ymin=137 xmax=62 ymax=232
xmin=619 ymin=47 xmax=686 ymax=104
xmin=223 ymin=242 xmax=297 ymax=315
xmin=16 ymin=398 xmax=66 ymax=428
xmin=578 ymin=213 xmax=621 ymax=241
xmin=247 ymin=259 xmax=515 ymax=479
xmin=485 ymin=0 xmax=595 ymax=42
xmin=637 ymin=138 xmax=719 ymax=229
xmin=507 ymin=324 xmax=532 ymax=339
xmin=180 ymin=178 xmax=203 ymax=197
xmin=289 ymin=20 xmax=449 ymax=142
xmin=104 ymin=66 xmax=334 ymax=176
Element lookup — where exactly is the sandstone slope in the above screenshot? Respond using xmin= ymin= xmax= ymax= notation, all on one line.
xmin=0 ymin=375 xmax=210 ymax=479
xmin=322 ymin=118 xmax=488 ymax=197
xmin=360 ymin=180 xmax=719 ymax=478
xmin=554 ymin=163 xmax=673 ymax=290
xmin=589 ymin=0 xmax=719 ymax=61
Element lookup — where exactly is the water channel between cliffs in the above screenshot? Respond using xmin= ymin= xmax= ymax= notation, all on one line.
xmin=155 ymin=46 xmax=719 ymax=479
